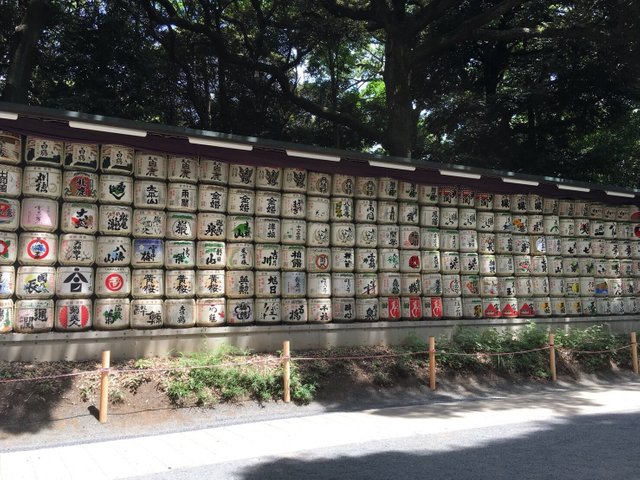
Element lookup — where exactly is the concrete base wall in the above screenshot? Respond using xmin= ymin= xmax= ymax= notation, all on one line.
xmin=2 ymin=315 xmax=639 ymax=362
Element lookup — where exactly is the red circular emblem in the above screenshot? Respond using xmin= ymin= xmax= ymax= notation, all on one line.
xmin=105 ymin=273 xmax=124 ymax=292
xmin=0 ymin=240 xmax=9 ymax=257
xmin=27 ymin=238 xmax=49 ymax=259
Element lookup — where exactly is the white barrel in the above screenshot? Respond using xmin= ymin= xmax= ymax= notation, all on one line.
xmin=560 ymin=237 xmax=576 ymax=256
xmin=530 ymin=235 xmax=546 ymax=256
xmin=399 ymin=181 xmax=419 ymax=202
xmin=332 ymin=272 xmax=356 ymax=297
xmin=399 ymin=250 xmax=420 ymax=273
xmin=281 ymin=219 xmax=306 ymax=244
xmin=131 ymin=238 xmax=164 ymax=268
xmin=510 ymin=194 xmax=528 ymax=213
xmin=225 ymin=243 xmax=254 ymax=270
xmin=476 ymin=211 xmax=495 ymax=232
xmin=592 ymin=238 xmax=607 ymax=258
xmin=376 ymin=296 xmax=399 ymax=321
xmin=513 ymin=236 xmax=531 ymax=255
xmin=619 ymin=241 xmax=632 ymax=258
xmin=196 ymin=241 xmax=226 ymax=269
xmin=165 ymin=240 xmax=196 ymax=269
xmin=281 ymin=245 xmax=306 ymax=271
xmin=254 ymin=217 xmax=281 ymax=244
xmin=226 ymin=215 xmax=254 ymax=242
xmin=333 ymin=297 xmax=357 ymax=322
xmin=282 ymin=168 xmax=307 ymax=192
xmin=590 ymin=220 xmax=605 ymax=238
xmin=518 ymin=298 xmax=535 ymax=317
xmin=377 ymin=201 xmax=399 ymax=224
xmin=56 ymin=266 xmax=93 ymax=298
xmin=479 ymin=254 xmax=497 ymax=275
xmin=307 ymin=222 xmax=332 ymax=247
xmin=495 ymin=233 xmax=514 ymax=254
xmin=356 ymin=224 xmax=378 ymax=248
xmin=256 ymin=166 xmax=283 ymax=191
xmin=482 ymin=298 xmax=501 ymax=318
xmin=530 ymin=255 xmax=549 ymax=276
xmin=130 ymin=299 xmax=164 ymax=328
xmin=543 ymin=216 xmax=560 ymax=235
xmin=355 ymin=199 xmax=377 ymax=223
xmin=458 ymin=230 xmax=478 ymax=253
xmin=511 ymin=213 xmax=528 ymax=234
xmin=378 ymin=248 xmax=400 ymax=272
xmin=355 ymin=177 xmax=377 ymax=199
xmin=475 ymin=192 xmax=494 ymax=211
xmin=25 ymin=137 xmax=63 ymax=167
xmin=307 ymin=299 xmax=332 ymax=323
xmin=332 ymin=247 xmax=355 ymax=272
xmin=528 ymin=215 xmax=544 ymax=234
xmin=400 ymin=274 xmax=421 ymax=296
xmin=530 ymin=276 xmax=549 ymax=296
xmin=500 ymin=297 xmax=518 ymax=318
xmin=331 ymin=174 xmax=354 ymax=197
xmin=603 ymin=221 xmax=617 ymax=239
xmin=357 ymin=248 xmax=379 ymax=272
xmin=355 ymin=273 xmax=378 ymax=297
xmin=198 ymin=185 xmax=228 ymax=213
xmin=165 ymin=270 xmax=196 ymax=299
xmin=572 ymin=200 xmax=588 ymax=218
xmin=420 ymin=228 xmax=439 ymax=250
xmin=398 ymin=202 xmax=419 ymax=225
xmin=495 ymin=255 xmax=514 ymax=276
xmin=558 ymin=218 xmax=574 ymax=237
xmin=227 ymin=188 xmax=255 ymax=216
xmin=574 ymin=238 xmax=592 ymax=257
xmin=513 ymin=277 xmax=531 ymax=297
xmin=574 ymin=218 xmax=590 ymax=237
xmin=253 ymin=299 xmax=281 ymax=324
xmin=561 ymin=258 xmax=579 ymax=277
xmin=595 ymin=297 xmax=612 ymax=316
xmin=22 ymin=166 xmax=61 ymax=198
xmin=492 ymin=194 xmax=510 ymax=211
xmin=0 ymin=232 xmax=17 ymax=266
xmin=18 ymin=232 xmax=57 ymax=265
xmin=441 ymin=251 xmax=460 ymax=273
xmin=254 ymin=244 xmax=281 ymax=271
xmin=621 ymin=259 xmax=634 ymax=277
xmin=618 ymin=224 xmax=632 ymax=240
xmin=62 ymin=171 xmax=99 ymax=202
xmin=419 ymin=205 xmax=439 ymax=227
xmin=440 ymin=207 xmax=458 ymax=229
xmin=165 ymin=212 xmax=197 ymax=241
xmin=460 ymin=274 xmax=480 ymax=297
xmin=14 ymin=299 xmax=54 ymax=333
xmin=549 ymin=297 xmax=566 ymax=317
xmin=610 ymin=297 xmax=625 ymax=315
xmin=604 ymin=240 xmax=619 ymax=259
xmin=133 ymin=209 xmax=166 ymax=238
xmin=461 ymin=298 xmax=482 ymax=319
xmin=330 ymin=197 xmax=354 ymax=222
xmin=549 ymin=277 xmax=565 ymax=296
xmin=418 ymin=185 xmax=439 ymax=205
xmin=440 ymin=230 xmax=459 ymax=251
xmin=306 ymin=196 xmax=330 ymax=222
xmin=608 ymin=277 xmax=623 ymax=296
xmin=437 ymin=186 xmax=458 ymax=206
xmin=306 ymin=171 xmax=331 ymax=197
xmin=578 ymin=258 xmax=595 ymax=276
xmin=131 ymin=269 xmax=164 ymax=298
xmin=96 ymin=204 xmax=130 ymax=236
xmin=225 ymin=270 xmax=254 ymax=299
xmin=494 ymin=212 xmax=512 ymax=233
xmin=458 ymin=208 xmax=476 ymax=229
xmin=134 ymin=180 xmax=167 ymax=209
xmin=378 ymin=178 xmax=398 ymax=200
xmin=497 ymin=276 xmax=516 ymax=297
xmin=377 ymin=273 xmax=400 ymax=296
xmin=101 ymin=145 xmax=134 ymax=174
xmin=0 ymin=266 xmax=14 ymax=298
xmin=164 ymin=299 xmax=196 ymax=328
xmin=356 ymin=298 xmax=379 ymax=322
xmin=558 ymin=199 xmax=574 ymax=217
xmin=196 ymin=298 xmax=226 ymax=326
xmin=617 ymin=206 xmax=631 ymax=222
xmin=456 ymin=188 xmax=473 ymax=207
xmin=99 ymin=175 xmax=133 ymax=205
xmin=565 ymin=298 xmax=582 ymax=316
xmin=0 ymin=131 xmax=21 ymax=165
xmin=545 ymin=236 xmax=562 ymax=256
xmin=422 ymin=273 xmax=443 ymax=296
xmin=442 ymin=274 xmax=461 ymax=297
xmin=378 ymin=225 xmax=400 ymax=248
xmin=95 ymin=236 xmax=131 ymax=267
xmin=421 ymin=250 xmax=440 ymax=273
xmin=588 ymin=202 xmax=604 ymax=219
xmin=478 ymin=233 xmax=496 ymax=254
xmin=20 ymin=197 xmax=56 ymax=232
xmin=532 ymin=297 xmax=551 ymax=317
xmin=226 ymin=298 xmax=254 ymax=325
xmin=135 ymin=151 xmax=167 ymax=180
xmin=625 ymin=297 xmax=639 ymax=314
xmin=307 ymin=273 xmax=332 ymax=298
xmin=281 ymin=271 xmax=306 ymax=297
xmin=94 ymin=298 xmax=130 ymax=330
xmin=579 ymin=277 xmax=595 ymax=297
xmin=565 ymin=277 xmax=581 ymax=296
xmin=399 ymin=225 xmax=420 ymax=250
xmin=306 ymin=247 xmax=331 ymax=272
xmin=399 ymin=296 xmax=422 ymax=320
xmin=196 ymin=270 xmax=225 ymax=297
xmin=513 ymin=255 xmax=532 ymax=276
xmin=228 ymin=164 xmax=256 ymax=188
xmin=441 ymin=297 xmax=462 ymax=319
xmin=254 ymin=271 xmax=281 ymax=298
xmin=56 ymin=234 xmax=94 ymax=266
xmin=281 ymin=298 xmax=306 ymax=324
xmin=95 ymin=266 xmax=130 ymax=297
xmin=61 ymin=202 xmax=98 ymax=235
xmin=580 ymin=297 xmax=597 ymax=316
xmin=0 ymin=164 xmax=20 ymax=198
xmin=420 ymin=297 xmax=441 ymax=319
xmin=480 ymin=276 xmax=499 ymax=297
xmin=527 ymin=194 xmax=543 ymax=213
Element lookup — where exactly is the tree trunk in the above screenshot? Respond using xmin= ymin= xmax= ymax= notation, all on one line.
xmin=383 ymin=36 xmax=415 ymax=158
xmin=2 ymin=0 xmax=51 ymax=103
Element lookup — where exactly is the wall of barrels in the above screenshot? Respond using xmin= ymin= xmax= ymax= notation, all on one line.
xmin=0 ymin=130 xmax=638 ymax=334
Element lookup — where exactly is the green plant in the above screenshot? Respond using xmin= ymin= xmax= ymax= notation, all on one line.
xmin=555 ymin=325 xmax=621 ymax=372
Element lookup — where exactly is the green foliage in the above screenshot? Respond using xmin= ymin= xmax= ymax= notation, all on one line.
xmin=554 ymin=325 xmax=626 ymax=373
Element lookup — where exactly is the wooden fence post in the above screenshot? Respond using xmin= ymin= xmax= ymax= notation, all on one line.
xmin=428 ymin=336 xmax=436 ymax=391
xmin=99 ymin=350 xmax=110 ymax=424
xmin=549 ymin=333 xmax=557 ymax=382
xmin=283 ymin=340 xmax=291 ymax=403
xmin=631 ymin=332 xmax=638 ymax=374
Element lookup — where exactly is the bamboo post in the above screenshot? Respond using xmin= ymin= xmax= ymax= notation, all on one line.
xmin=283 ymin=341 xmax=291 ymax=403
xmin=631 ymin=332 xmax=638 ymax=374
xmin=428 ymin=336 xmax=436 ymax=391
xmin=549 ymin=333 xmax=557 ymax=382
xmin=99 ymin=350 xmax=110 ymax=424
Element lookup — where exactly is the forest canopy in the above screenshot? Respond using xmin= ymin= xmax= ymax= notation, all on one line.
xmin=1 ymin=0 xmax=639 ymax=186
